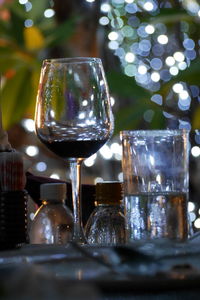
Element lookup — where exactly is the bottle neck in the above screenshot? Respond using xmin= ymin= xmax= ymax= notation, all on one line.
xmin=95 ymin=200 xmax=122 ymax=207
xmin=42 ymin=199 xmax=64 ymax=205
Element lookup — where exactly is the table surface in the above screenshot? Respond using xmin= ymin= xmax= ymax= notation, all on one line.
xmin=1 ymin=235 xmax=200 ymax=299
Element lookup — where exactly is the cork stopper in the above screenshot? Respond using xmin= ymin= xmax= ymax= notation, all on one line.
xmin=95 ymin=181 xmax=123 ymax=205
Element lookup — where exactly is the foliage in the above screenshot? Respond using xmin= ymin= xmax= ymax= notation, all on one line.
xmin=107 ymin=58 xmax=200 ymax=133
xmin=106 ymin=70 xmax=165 ymax=133
xmin=0 ymin=0 xmax=76 ymax=129
xmin=106 ymin=1 xmax=200 ymax=132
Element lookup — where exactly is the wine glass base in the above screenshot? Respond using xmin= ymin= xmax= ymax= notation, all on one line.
xmin=71 ymin=236 xmax=87 ymax=245
xmin=72 ymin=224 xmax=87 ymax=245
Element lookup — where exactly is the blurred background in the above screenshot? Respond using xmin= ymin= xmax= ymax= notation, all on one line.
xmin=1 ymin=0 xmax=200 ymax=230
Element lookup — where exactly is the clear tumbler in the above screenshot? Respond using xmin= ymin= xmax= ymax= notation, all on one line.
xmin=121 ymin=130 xmax=190 ymax=242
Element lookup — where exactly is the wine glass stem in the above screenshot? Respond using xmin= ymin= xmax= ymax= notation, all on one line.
xmin=69 ymin=159 xmax=86 ymax=244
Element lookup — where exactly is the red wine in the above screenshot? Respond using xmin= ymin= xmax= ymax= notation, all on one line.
xmin=41 ymin=139 xmax=107 ymax=159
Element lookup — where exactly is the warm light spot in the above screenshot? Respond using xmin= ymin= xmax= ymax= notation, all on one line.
xmin=138 ymin=65 xmax=147 ymax=75
xmin=25 ymin=146 xmax=39 ymax=157
xmin=118 ymin=172 xmax=123 ymax=181
xmin=36 ymin=162 xmax=47 ymax=172
xmin=157 ymin=35 xmax=168 ymax=45
xmin=84 ymin=154 xmax=97 ymax=167
xmin=191 ymin=146 xmax=200 ymax=157
xmin=100 ymin=3 xmax=111 ymax=12
xmin=110 ymin=96 xmax=115 ymax=106
xmin=172 ymin=83 xmax=184 ymax=94
xmin=24 ymin=19 xmax=33 ymax=28
xmin=82 ymin=100 xmax=88 ymax=106
xmin=108 ymin=41 xmax=119 ymax=50
xmin=173 ymin=51 xmax=185 ymax=62
xmin=145 ymin=25 xmax=155 ymax=34
xmin=125 ymin=52 xmax=135 ymax=63
xmin=188 ymin=201 xmax=195 ymax=212
xmin=179 ymin=90 xmax=189 ymax=100
xmin=143 ymin=1 xmax=154 ymax=11
xmin=189 ymin=212 xmax=196 ymax=222
xmin=194 ymin=218 xmax=200 ymax=228
xmin=169 ymin=66 xmax=179 ymax=76
xmin=110 ymin=143 xmax=122 ymax=155
xmin=108 ymin=31 xmax=119 ymax=41
xmin=50 ymin=173 xmax=60 ymax=179
xmin=99 ymin=144 xmax=113 ymax=159
xmin=151 ymin=72 xmax=160 ymax=82
xmin=99 ymin=16 xmax=109 ymax=26
xmin=94 ymin=177 xmax=104 ymax=184
xmin=165 ymin=56 xmax=175 ymax=66
xmin=44 ymin=9 xmax=55 ymax=18
xmin=19 ymin=0 xmax=28 ymax=4
xmin=178 ymin=62 xmax=187 ymax=70
xmin=21 ymin=118 xmax=35 ymax=132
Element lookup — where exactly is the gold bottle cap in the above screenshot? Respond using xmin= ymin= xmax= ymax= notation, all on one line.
xmin=95 ymin=181 xmax=123 ymax=205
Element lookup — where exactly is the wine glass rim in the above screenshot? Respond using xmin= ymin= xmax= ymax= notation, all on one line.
xmin=43 ymin=57 xmax=102 ymax=64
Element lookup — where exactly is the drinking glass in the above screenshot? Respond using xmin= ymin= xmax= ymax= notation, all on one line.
xmin=121 ymin=130 xmax=190 ymax=242
xmin=35 ymin=57 xmax=114 ymax=244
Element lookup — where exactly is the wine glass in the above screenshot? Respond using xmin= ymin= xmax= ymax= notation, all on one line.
xmin=35 ymin=57 xmax=114 ymax=244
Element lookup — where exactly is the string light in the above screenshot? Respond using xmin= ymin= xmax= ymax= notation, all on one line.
xmin=101 ymin=0 xmax=199 ymax=104
xmin=50 ymin=173 xmax=60 ymax=179
xmin=191 ymin=146 xmax=200 ymax=157
xmin=145 ymin=25 xmax=155 ymax=34
xmin=25 ymin=146 xmax=39 ymax=157
xmin=157 ymin=35 xmax=168 ymax=45
xmin=125 ymin=52 xmax=135 ymax=63
xmin=44 ymin=9 xmax=55 ymax=18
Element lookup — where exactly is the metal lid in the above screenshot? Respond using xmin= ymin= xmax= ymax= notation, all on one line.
xmin=40 ymin=183 xmax=66 ymax=202
xmin=95 ymin=181 xmax=123 ymax=205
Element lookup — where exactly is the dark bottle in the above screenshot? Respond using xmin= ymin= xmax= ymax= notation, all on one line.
xmin=0 ymin=151 xmax=28 ymax=250
xmin=0 ymin=191 xmax=28 ymax=250
xmin=29 ymin=183 xmax=73 ymax=245
xmin=85 ymin=181 xmax=126 ymax=246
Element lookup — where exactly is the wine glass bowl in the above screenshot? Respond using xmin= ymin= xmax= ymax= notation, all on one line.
xmin=35 ymin=57 xmax=114 ymax=244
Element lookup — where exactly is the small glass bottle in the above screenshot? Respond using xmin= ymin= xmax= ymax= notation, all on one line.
xmin=29 ymin=183 xmax=73 ymax=245
xmin=85 ymin=181 xmax=126 ymax=246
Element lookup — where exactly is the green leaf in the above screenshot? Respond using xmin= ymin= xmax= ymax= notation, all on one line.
xmin=114 ymin=102 xmax=146 ymax=133
xmin=7 ymin=1 xmax=28 ymax=19
xmin=136 ymin=8 xmax=194 ymax=25
xmin=1 ymin=67 xmax=33 ymax=129
xmin=107 ymin=70 xmax=151 ymax=99
xmin=114 ymin=98 xmax=165 ymax=134
xmin=106 ymin=70 xmax=167 ymax=133
xmin=0 ymin=19 xmax=10 ymax=36
xmin=45 ymin=17 xmax=77 ymax=47
xmin=149 ymin=110 xmax=165 ymax=129
xmin=27 ymin=0 xmax=49 ymax=22
xmin=0 ymin=53 xmax=26 ymax=73
xmin=7 ymin=9 xmax=25 ymax=45
xmin=173 ymin=59 xmax=200 ymax=84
